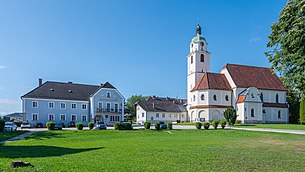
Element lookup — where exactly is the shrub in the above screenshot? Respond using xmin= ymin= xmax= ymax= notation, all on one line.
xmin=203 ymin=122 xmax=210 ymax=130
xmin=122 ymin=122 xmax=132 ymax=130
xmin=300 ymin=99 xmax=305 ymax=125
xmin=223 ymin=108 xmax=237 ymax=125
xmin=88 ymin=122 xmax=94 ymax=130
xmin=114 ymin=122 xmax=121 ymax=130
xmin=144 ymin=122 xmax=151 ymax=129
xmin=155 ymin=122 xmax=161 ymax=130
xmin=211 ymin=120 xmax=219 ymax=129
xmin=68 ymin=121 xmax=76 ymax=128
xmin=176 ymin=120 xmax=181 ymax=123
xmin=219 ymin=120 xmax=227 ymax=129
xmin=76 ymin=122 xmax=84 ymax=130
xmin=195 ymin=122 xmax=202 ymax=129
xmin=167 ymin=123 xmax=173 ymax=130
xmin=46 ymin=122 xmax=55 ymax=130
xmin=236 ymin=120 xmax=242 ymax=124
xmin=0 ymin=119 xmax=5 ymax=132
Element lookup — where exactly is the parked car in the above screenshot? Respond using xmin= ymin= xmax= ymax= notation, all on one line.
xmin=4 ymin=122 xmax=17 ymax=131
xmin=34 ymin=123 xmax=44 ymax=128
xmin=54 ymin=123 xmax=63 ymax=130
xmin=95 ymin=121 xmax=107 ymax=130
xmin=160 ymin=121 xmax=167 ymax=129
xmin=68 ymin=121 xmax=76 ymax=128
xmin=21 ymin=122 xmax=31 ymax=129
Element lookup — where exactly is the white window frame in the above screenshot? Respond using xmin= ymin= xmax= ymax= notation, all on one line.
xmin=48 ymin=102 xmax=55 ymax=109
xmin=60 ymin=102 xmax=66 ymax=109
xmin=156 ymin=113 xmax=159 ymax=118
xmin=162 ymin=113 xmax=165 ymax=118
xmin=106 ymin=102 xmax=111 ymax=111
xmin=48 ymin=114 xmax=55 ymax=121
xmin=82 ymin=104 xmax=87 ymax=110
xmin=32 ymin=113 xmax=39 ymax=120
xmin=71 ymin=103 xmax=77 ymax=109
xmin=81 ymin=115 xmax=87 ymax=121
xmin=114 ymin=103 xmax=118 ymax=112
xmin=32 ymin=101 xmax=38 ymax=108
xmin=71 ymin=114 xmax=77 ymax=121
xmin=98 ymin=102 xmax=103 ymax=108
xmin=60 ymin=114 xmax=66 ymax=121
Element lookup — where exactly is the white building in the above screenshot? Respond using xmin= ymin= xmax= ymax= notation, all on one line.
xmin=187 ymin=24 xmax=289 ymax=124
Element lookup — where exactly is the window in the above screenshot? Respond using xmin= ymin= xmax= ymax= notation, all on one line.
xmin=191 ymin=56 xmax=193 ymax=64
xmin=49 ymin=102 xmax=54 ymax=109
xmin=71 ymin=103 xmax=77 ymax=109
xmin=105 ymin=115 xmax=108 ymax=118
xmin=110 ymin=116 xmax=119 ymax=121
xmin=32 ymin=113 xmax=38 ymax=120
xmin=81 ymin=115 xmax=87 ymax=121
xmin=251 ymin=109 xmax=255 ymax=117
xmin=174 ymin=114 xmax=177 ymax=118
xmin=82 ymin=104 xmax=87 ymax=110
xmin=193 ymin=95 xmax=196 ymax=101
xmin=60 ymin=103 xmax=66 ymax=109
xmin=201 ymin=94 xmax=205 ymax=101
xmin=115 ymin=104 xmax=118 ymax=112
xmin=98 ymin=102 xmax=103 ymax=108
xmin=32 ymin=101 xmax=38 ymax=108
xmin=251 ymin=94 xmax=255 ymax=98
xmin=162 ymin=114 xmax=165 ymax=118
xmin=71 ymin=114 xmax=77 ymax=121
xmin=278 ymin=111 xmax=281 ymax=118
xmin=225 ymin=95 xmax=229 ymax=101
xmin=200 ymin=54 xmax=204 ymax=62
xmin=200 ymin=42 xmax=204 ymax=46
xmin=48 ymin=114 xmax=55 ymax=121
xmin=60 ymin=114 xmax=66 ymax=121
xmin=142 ymin=113 xmax=144 ymax=117
xmin=151 ymin=117 xmax=154 ymax=121
xmin=156 ymin=113 xmax=159 ymax=118
xmin=106 ymin=103 xmax=111 ymax=111
xmin=276 ymin=94 xmax=279 ymax=103
xmin=213 ymin=95 xmax=217 ymax=101
xmin=263 ymin=110 xmax=266 ymax=114
xmin=260 ymin=93 xmax=264 ymax=102
xmin=107 ymin=92 xmax=111 ymax=98
xmin=191 ymin=44 xmax=193 ymax=47
xmin=168 ymin=114 xmax=171 ymax=118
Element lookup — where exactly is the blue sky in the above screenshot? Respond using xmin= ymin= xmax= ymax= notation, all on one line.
xmin=0 ymin=0 xmax=287 ymax=115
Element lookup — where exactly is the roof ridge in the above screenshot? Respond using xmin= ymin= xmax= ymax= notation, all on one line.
xmin=226 ymin=63 xmax=270 ymax=69
xmin=46 ymin=81 xmax=100 ymax=87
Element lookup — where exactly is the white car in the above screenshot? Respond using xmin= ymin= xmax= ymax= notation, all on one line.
xmin=4 ymin=122 xmax=17 ymax=131
xmin=21 ymin=122 xmax=31 ymax=129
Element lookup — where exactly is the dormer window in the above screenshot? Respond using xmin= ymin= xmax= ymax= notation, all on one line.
xmin=107 ymin=92 xmax=111 ymax=98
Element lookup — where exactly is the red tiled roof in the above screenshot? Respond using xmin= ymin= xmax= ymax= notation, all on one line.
xmin=191 ymin=72 xmax=231 ymax=91
xmin=224 ymin=64 xmax=287 ymax=91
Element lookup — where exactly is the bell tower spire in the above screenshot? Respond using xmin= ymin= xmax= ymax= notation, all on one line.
xmin=196 ymin=24 xmax=201 ymax=35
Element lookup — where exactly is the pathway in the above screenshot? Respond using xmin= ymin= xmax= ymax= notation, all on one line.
xmin=0 ymin=131 xmax=37 ymax=144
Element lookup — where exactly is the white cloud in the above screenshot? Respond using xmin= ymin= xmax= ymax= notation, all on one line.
xmin=0 ymin=65 xmax=6 ymax=69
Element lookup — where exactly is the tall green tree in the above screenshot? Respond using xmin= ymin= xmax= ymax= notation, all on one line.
xmin=125 ymin=95 xmax=147 ymax=117
xmin=223 ymin=108 xmax=237 ymax=125
xmin=265 ymin=0 xmax=305 ymax=124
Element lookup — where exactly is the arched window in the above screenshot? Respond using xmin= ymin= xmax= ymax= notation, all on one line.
xmin=191 ymin=56 xmax=193 ymax=64
xmin=278 ymin=111 xmax=281 ymax=118
xmin=201 ymin=94 xmax=205 ymax=101
xmin=251 ymin=109 xmax=255 ymax=117
xmin=200 ymin=54 xmax=204 ymax=62
xmin=276 ymin=94 xmax=279 ymax=103
xmin=107 ymin=92 xmax=111 ymax=98
xmin=213 ymin=95 xmax=217 ymax=101
xmin=260 ymin=93 xmax=264 ymax=102
xmin=193 ymin=95 xmax=196 ymax=101
xmin=191 ymin=44 xmax=193 ymax=47
xmin=200 ymin=42 xmax=204 ymax=46
xmin=225 ymin=95 xmax=229 ymax=101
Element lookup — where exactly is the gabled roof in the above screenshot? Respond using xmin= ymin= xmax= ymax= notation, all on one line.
xmin=137 ymin=96 xmax=187 ymax=112
xmin=5 ymin=113 xmax=25 ymax=117
xmin=101 ymin=82 xmax=116 ymax=89
xmin=224 ymin=64 xmax=287 ymax=91
xmin=191 ymin=72 xmax=231 ymax=91
xmin=21 ymin=81 xmax=101 ymax=101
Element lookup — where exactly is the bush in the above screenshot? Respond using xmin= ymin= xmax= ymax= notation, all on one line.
xmin=203 ymin=122 xmax=210 ymax=130
xmin=68 ymin=121 xmax=76 ymax=128
xmin=155 ymin=122 xmax=161 ymax=130
xmin=167 ymin=123 xmax=173 ymax=130
xmin=176 ymin=120 xmax=181 ymax=123
xmin=211 ymin=120 xmax=219 ymax=129
xmin=76 ymin=122 xmax=84 ymax=130
xmin=46 ymin=122 xmax=55 ymax=130
xmin=223 ymin=108 xmax=237 ymax=125
xmin=114 ymin=122 xmax=133 ymax=130
xmin=0 ymin=119 xmax=5 ymax=132
xmin=144 ymin=122 xmax=151 ymax=129
xmin=195 ymin=122 xmax=202 ymax=129
xmin=88 ymin=122 xmax=94 ymax=130
xmin=236 ymin=120 xmax=242 ymax=124
xmin=114 ymin=122 xmax=121 ymax=130
xmin=300 ymin=99 xmax=305 ymax=125
xmin=219 ymin=120 xmax=227 ymax=129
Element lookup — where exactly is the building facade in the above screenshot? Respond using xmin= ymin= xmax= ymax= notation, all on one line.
xmin=21 ymin=79 xmax=124 ymax=126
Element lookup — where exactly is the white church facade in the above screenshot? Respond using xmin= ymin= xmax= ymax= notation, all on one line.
xmin=187 ymin=24 xmax=289 ymax=124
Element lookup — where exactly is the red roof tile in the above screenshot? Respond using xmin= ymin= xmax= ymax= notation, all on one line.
xmin=224 ymin=64 xmax=287 ymax=91
xmin=191 ymin=72 xmax=231 ymax=91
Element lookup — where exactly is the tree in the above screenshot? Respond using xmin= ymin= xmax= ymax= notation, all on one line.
xmin=265 ymin=0 xmax=305 ymax=124
xmin=223 ymin=108 xmax=237 ymax=125
xmin=125 ymin=95 xmax=147 ymax=118
xmin=287 ymin=89 xmax=300 ymax=123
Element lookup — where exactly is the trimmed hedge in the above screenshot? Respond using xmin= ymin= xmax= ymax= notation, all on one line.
xmin=46 ymin=122 xmax=55 ymax=130
xmin=144 ymin=122 xmax=151 ymax=129
xmin=195 ymin=122 xmax=202 ymax=129
xmin=155 ymin=122 xmax=161 ymax=130
xmin=203 ymin=122 xmax=210 ymax=130
xmin=114 ymin=122 xmax=133 ymax=130
xmin=167 ymin=123 xmax=173 ymax=130
xmin=211 ymin=120 xmax=219 ymax=129
xmin=76 ymin=122 xmax=84 ymax=130
xmin=0 ymin=119 xmax=5 ymax=132
xmin=88 ymin=122 xmax=94 ymax=130
xmin=219 ymin=120 xmax=227 ymax=129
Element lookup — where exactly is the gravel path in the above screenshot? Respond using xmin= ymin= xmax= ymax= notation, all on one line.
xmin=0 ymin=131 xmax=37 ymax=144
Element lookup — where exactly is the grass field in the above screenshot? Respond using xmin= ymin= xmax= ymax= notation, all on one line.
xmin=234 ymin=124 xmax=305 ymax=130
xmin=1 ymin=130 xmax=305 ymax=171
xmin=0 ymin=131 xmax=27 ymax=142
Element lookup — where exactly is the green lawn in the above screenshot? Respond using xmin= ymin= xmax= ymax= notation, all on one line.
xmin=0 ymin=131 xmax=27 ymax=142
xmin=234 ymin=124 xmax=305 ymax=130
xmin=1 ymin=130 xmax=305 ymax=171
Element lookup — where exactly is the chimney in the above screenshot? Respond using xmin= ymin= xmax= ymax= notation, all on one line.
xmin=39 ymin=78 xmax=42 ymax=86
xmin=152 ymin=103 xmax=155 ymax=109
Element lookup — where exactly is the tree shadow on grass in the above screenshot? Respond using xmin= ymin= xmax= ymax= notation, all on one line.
xmin=0 ymin=145 xmax=104 ymax=158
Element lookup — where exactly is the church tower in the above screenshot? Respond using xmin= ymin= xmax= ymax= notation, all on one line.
xmin=187 ymin=24 xmax=211 ymax=105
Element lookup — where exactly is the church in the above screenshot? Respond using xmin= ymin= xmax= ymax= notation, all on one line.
xmin=187 ymin=24 xmax=288 ymax=124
